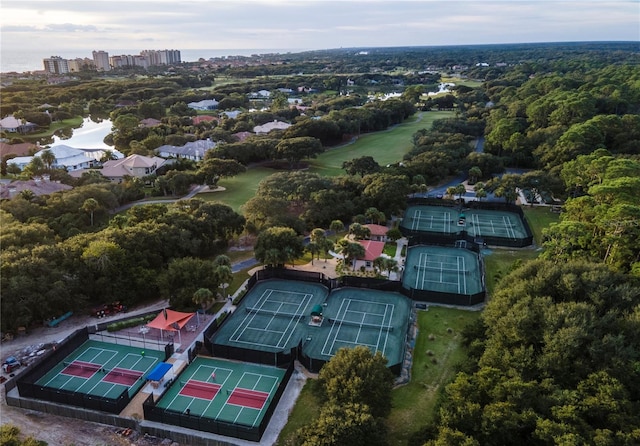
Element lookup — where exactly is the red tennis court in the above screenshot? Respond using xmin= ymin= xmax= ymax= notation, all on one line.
xmin=229 ymin=388 xmax=268 ymax=409
xmin=61 ymin=360 xmax=101 ymax=378
xmin=179 ymin=380 xmax=221 ymax=400
xmin=102 ymin=367 xmax=143 ymax=386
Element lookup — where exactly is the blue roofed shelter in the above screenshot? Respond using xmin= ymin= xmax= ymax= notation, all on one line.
xmin=147 ymin=362 xmax=173 ymax=388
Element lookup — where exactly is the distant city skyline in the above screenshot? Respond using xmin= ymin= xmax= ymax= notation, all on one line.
xmin=2 ymin=1 xmax=638 ymax=59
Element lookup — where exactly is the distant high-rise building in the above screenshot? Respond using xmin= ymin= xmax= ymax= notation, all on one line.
xmin=92 ymin=50 xmax=111 ymax=71
xmin=43 ymin=56 xmax=69 ymax=74
xmin=140 ymin=49 xmax=181 ymax=66
xmin=68 ymin=58 xmax=95 ymax=72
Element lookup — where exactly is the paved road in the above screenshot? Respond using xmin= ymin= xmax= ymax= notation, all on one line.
xmin=111 ymin=184 xmax=209 ymax=213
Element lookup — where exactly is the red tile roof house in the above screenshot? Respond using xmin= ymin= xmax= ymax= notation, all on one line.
xmin=0 ymin=142 xmax=39 ymax=158
xmin=365 ymin=224 xmax=389 ymax=242
xmin=353 ymin=240 xmax=386 ymax=271
xmin=192 ymin=115 xmax=218 ymax=125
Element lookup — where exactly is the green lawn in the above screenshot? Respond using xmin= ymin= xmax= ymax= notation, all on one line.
xmin=275 ymin=307 xmax=479 ymax=446
xmin=308 ymin=111 xmax=453 ymax=177
xmin=274 ymin=381 xmax=322 ymax=445
xmin=22 ymin=117 xmax=84 ymax=141
xmin=196 ymin=167 xmax=276 ymax=212
xmin=386 ymin=307 xmax=480 ymax=445
xmin=194 ymin=112 xmax=452 ymax=211
xmin=483 ymin=248 xmax=540 ymax=296
xmin=523 ymin=206 xmax=561 ymax=246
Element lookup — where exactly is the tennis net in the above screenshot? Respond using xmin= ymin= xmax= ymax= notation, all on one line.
xmin=230 ymin=388 xmax=268 ymax=401
xmin=246 ymin=307 xmax=305 ymax=320
xmin=414 ymin=264 xmax=471 ymax=274
xmin=64 ymin=361 xmax=101 ymax=372
xmin=328 ymin=318 xmax=393 ymax=332
xmin=109 ymin=368 xmax=143 ymax=380
xmin=181 ymin=380 xmax=218 ymax=392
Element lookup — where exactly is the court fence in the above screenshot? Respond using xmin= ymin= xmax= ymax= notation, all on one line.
xmin=402 ymin=197 xmax=533 ymax=247
xmin=142 ymin=361 xmax=294 ymax=442
xmin=12 ymin=327 xmax=131 ymax=414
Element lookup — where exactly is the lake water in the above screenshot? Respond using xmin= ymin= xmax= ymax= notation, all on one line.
xmin=51 ymin=118 xmax=113 ymax=149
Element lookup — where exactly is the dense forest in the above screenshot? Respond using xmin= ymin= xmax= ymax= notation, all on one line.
xmin=1 ymin=42 xmax=639 ymax=444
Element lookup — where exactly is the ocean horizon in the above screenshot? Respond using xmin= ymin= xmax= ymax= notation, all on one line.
xmin=0 ymin=48 xmax=310 ymax=74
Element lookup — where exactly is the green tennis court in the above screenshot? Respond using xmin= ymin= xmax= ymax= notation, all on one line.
xmin=211 ymin=279 xmax=411 ymax=371
xmin=401 ymin=205 xmax=529 ymax=241
xmin=213 ymin=279 xmax=329 ymax=352
xmin=302 ymin=288 xmax=411 ymax=367
xmin=35 ymin=339 xmax=164 ymax=399
xmin=154 ymin=357 xmax=286 ymax=427
xmin=403 ymin=246 xmax=483 ymax=295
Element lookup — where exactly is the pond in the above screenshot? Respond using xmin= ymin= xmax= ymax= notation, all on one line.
xmin=42 ymin=118 xmax=113 ymax=148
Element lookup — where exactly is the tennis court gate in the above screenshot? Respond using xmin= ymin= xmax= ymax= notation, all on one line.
xmin=142 ymin=360 xmax=295 ymax=442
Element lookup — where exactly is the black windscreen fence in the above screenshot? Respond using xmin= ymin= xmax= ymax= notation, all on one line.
xmin=143 ymin=361 xmax=294 ymax=442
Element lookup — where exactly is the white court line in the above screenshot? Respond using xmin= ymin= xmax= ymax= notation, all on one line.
xmin=327 ymin=300 xmax=393 ymax=357
xmin=273 ymin=295 xmax=312 ymax=349
xmin=78 ymin=347 xmax=119 ymax=367
xmin=229 ymin=289 xmax=276 ymax=341
xmin=321 ymin=299 xmax=349 ymax=355
xmin=378 ymin=303 xmax=394 ymax=357
xmin=230 ymin=293 xmax=312 ymax=349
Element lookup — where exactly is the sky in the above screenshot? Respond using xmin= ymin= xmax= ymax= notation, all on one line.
xmin=1 ymin=1 xmax=639 ymax=59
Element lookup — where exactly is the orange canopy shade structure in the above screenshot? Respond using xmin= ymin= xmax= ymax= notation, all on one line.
xmin=145 ymin=309 xmax=196 ymax=346
xmin=147 ymin=308 xmax=195 ymax=332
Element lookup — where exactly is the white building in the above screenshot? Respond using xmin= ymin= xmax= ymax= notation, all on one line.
xmin=253 ymin=120 xmax=291 ymax=134
xmin=188 ymin=99 xmax=219 ymax=110
xmin=8 ymin=145 xmax=95 ymax=172
xmin=156 ymin=139 xmax=217 ymax=161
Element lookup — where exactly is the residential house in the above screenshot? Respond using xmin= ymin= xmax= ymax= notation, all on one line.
xmin=7 ymin=145 xmax=96 ymax=172
xmin=220 ymin=110 xmax=242 ymax=119
xmin=253 ymin=120 xmax=291 ymax=134
xmin=101 ymin=154 xmax=166 ymax=182
xmin=365 ymin=224 xmax=389 ymax=242
xmin=192 ymin=115 xmax=217 ymax=125
xmin=0 ymin=141 xmax=39 ymax=158
xmin=232 ymin=131 xmax=252 ymax=142
xmin=155 ymin=139 xmax=216 ymax=161
xmin=248 ymin=90 xmax=271 ymax=99
xmin=140 ymin=118 xmax=162 ymax=127
xmin=0 ymin=116 xmax=38 ymax=134
xmin=188 ymin=99 xmax=219 ymax=110
xmin=353 ymin=240 xmax=386 ymax=270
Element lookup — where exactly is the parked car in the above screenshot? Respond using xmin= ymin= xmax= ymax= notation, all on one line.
xmin=2 ymin=356 xmax=21 ymax=373
xmin=90 ymin=301 xmax=127 ymax=318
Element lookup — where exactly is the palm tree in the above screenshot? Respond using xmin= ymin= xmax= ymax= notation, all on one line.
xmin=383 ymin=257 xmax=400 ymax=277
xmin=336 ymin=239 xmax=365 ymax=271
xmin=373 ymin=256 xmax=387 ymax=275
xmin=193 ymin=288 xmax=214 ymax=311
xmin=307 ymin=241 xmax=320 ymax=265
xmin=330 ymin=220 xmax=344 ymax=240
xmin=214 ymin=264 xmax=233 ymax=299
xmin=81 ymin=198 xmax=100 ymax=226
xmin=39 ymin=149 xmax=56 ymax=170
